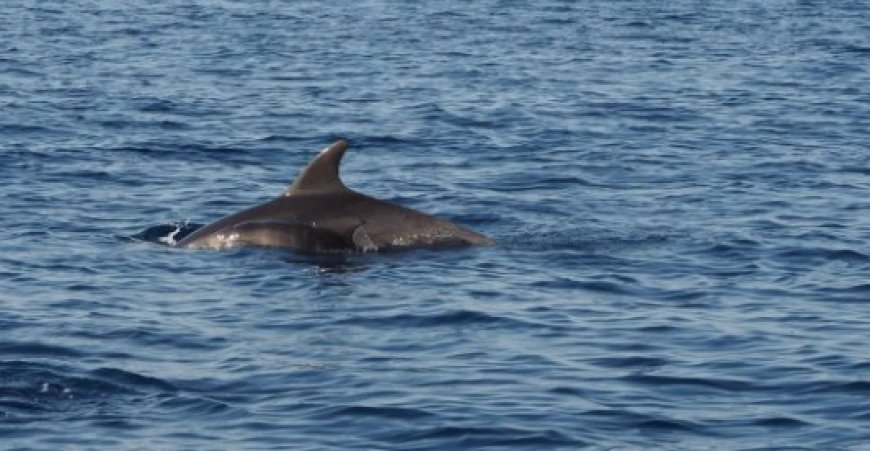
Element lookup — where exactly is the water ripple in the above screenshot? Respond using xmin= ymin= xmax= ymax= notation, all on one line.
xmin=2 ymin=0 xmax=870 ymax=448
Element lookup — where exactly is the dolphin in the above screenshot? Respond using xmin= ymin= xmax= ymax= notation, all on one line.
xmin=176 ymin=139 xmax=493 ymax=253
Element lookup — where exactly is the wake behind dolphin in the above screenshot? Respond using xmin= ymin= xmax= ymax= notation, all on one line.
xmin=176 ymin=140 xmax=493 ymax=253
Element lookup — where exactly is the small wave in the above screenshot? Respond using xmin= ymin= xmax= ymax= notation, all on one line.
xmin=156 ymin=395 xmax=234 ymax=417
xmin=90 ymin=368 xmax=177 ymax=392
xmin=635 ymin=418 xmax=705 ymax=434
xmin=843 ymin=44 xmax=870 ymax=54
xmin=113 ymin=141 xmax=256 ymax=163
xmin=0 ymin=361 xmax=246 ymax=427
xmin=549 ymin=386 xmax=586 ymax=397
xmin=774 ymin=248 xmax=870 ymax=263
xmin=801 ymin=380 xmax=870 ymax=395
xmin=751 ymin=416 xmax=810 ymax=428
xmin=531 ymin=277 xmax=630 ymax=294
xmin=355 ymin=135 xmax=416 ymax=147
xmin=581 ymin=409 xmax=710 ymax=436
xmin=838 ymin=166 xmax=870 ymax=175
xmin=0 ymin=342 xmax=83 ymax=358
xmin=257 ymin=134 xmax=306 ymax=143
xmin=487 ymin=175 xmax=601 ymax=192
xmin=326 ymin=405 xmax=434 ymax=420
xmin=623 ymin=373 xmax=755 ymax=392
xmin=829 ymin=283 xmax=870 ymax=294
xmin=501 ymin=226 xmax=676 ymax=254
xmin=333 ymin=309 xmax=538 ymax=329
xmin=704 ymin=239 xmax=762 ymax=256
xmin=69 ymin=326 xmax=226 ymax=352
xmin=98 ymin=119 xmax=189 ymax=130
xmin=135 ymin=98 xmax=177 ymax=113
xmin=586 ymin=355 xmax=671 ymax=369
xmin=0 ymin=361 xmax=174 ymax=422
xmin=0 ymin=124 xmax=59 ymax=134
xmin=387 ymin=425 xmax=581 ymax=448
xmin=130 ymin=221 xmax=202 ymax=245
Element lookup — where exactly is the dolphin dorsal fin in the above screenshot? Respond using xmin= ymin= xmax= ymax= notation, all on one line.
xmin=284 ymin=139 xmax=350 ymax=196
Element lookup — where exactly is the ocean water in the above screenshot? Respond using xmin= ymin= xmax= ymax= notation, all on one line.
xmin=2 ymin=0 xmax=870 ymax=449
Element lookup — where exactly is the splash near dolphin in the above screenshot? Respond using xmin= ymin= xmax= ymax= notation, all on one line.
xmin=177 ymin=140 xmax=493 ymax=253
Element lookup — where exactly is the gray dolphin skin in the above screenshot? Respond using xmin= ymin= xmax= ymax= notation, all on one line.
xmin=176 ymin=140 xmax=493 ymax=253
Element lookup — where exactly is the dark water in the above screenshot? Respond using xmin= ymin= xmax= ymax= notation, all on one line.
xmin=3 ymin=1 xmax=870 ymax=448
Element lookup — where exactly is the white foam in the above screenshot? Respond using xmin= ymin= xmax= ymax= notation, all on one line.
xmin=159 ymin=221 xmax=185 ymax=246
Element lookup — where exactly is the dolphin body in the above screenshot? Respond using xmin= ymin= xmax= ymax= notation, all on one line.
xmin=176 ymin=140 xmax=493 ymax=253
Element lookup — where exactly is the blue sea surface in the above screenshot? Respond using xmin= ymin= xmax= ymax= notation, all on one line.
xmin=2 ymin=1 xmax=870 ymax=449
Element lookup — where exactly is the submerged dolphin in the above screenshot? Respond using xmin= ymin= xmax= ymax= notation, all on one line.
xmin=176 ymin=140 xmax=493 ymax=253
